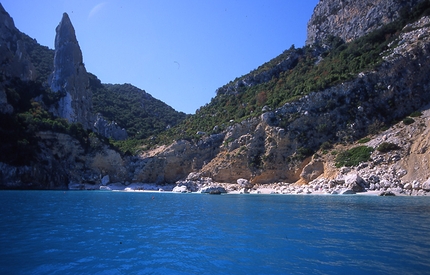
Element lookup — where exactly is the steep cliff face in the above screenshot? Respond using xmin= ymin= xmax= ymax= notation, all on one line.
xmin=132 ymin=134 xmax=224 ymax=183
xmin=306 ymin=0 xmax=422 ymax=45
xmin=50 ymin=13 xmax=93 ymax=129
xmin=0 ymin=4 xmax=35 ymax=82
xmin=0 ymin=3 xmax=35 ymax=115
xmin=93 ymin=116 xmax=128 ymax=140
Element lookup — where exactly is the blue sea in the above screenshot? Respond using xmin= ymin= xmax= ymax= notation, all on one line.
xmin=0 ymin=191 xmax=429 ymax=275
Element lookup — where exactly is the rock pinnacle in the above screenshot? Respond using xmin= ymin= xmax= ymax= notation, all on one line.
xmin=50 ymin=12 xmax=93 ymax=129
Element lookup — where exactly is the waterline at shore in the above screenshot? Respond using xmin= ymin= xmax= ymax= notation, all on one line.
xmin=75 ymin=181 xmax=425 ymax=196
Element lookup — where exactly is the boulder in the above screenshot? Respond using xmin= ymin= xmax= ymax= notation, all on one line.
xmin=403 ymin=182 xmax=413 ymax=190
xmin=344 ymin=174 xmax=366 ymax=192
xmin=101 ymin=175 xmax=110 ymax=186
xmin=239 ymin=188 xmax=250 ymax=194
xmin=340 ymin=167 xmax=351 ymax=174
xmin=300 ymin=160 xmax=324 ymax=183
xmin=422 ymin=179 xmax=430 ymax=192
xmin=186 ymin=172 xmax=201 ymax=181
xmin=237 ymin=178 xmax=252 ymax=188
xmin=413 ymin=181 xmax=421 ymax=190
xmin=380 ymin=179 xmax=392 ymax=188
xmin=379 ymin=191 xmax=396 ymax=196
xmin=173 ymin=185 xmax=188 ymax=193
xmin=199 ymin=186 xmax=227 ymax=194
xmin=340 ymin=189 xmax=356 ymax=195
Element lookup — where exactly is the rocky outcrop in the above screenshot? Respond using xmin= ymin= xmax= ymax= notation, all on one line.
xmin=304 ymin=103 xmax=430 ymax=196
xmin=93 ymin=114 xmax=128 ymax=140
xmin=306 ymin=0 xmax=422 ymax=45
xmin=0 ymin=130 xmax=133 ymax=190
xmin=300 ymin=158 xmax=324 ymax=183
xmin=132 ymin=133 xmax=225 ymax=183
xmin=0 ymin=3 xmax=35 ymax=81
xmin=49 ymin=13 xmax=93 ymax=129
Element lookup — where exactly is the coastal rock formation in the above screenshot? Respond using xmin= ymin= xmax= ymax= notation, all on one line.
xmin=0 ymin=4 xmax=35 ymax=81
xmin=49 ymin=13 xmax=93 ymax=129
xmin=0 ymin=129 xmax=132 ymax=190
xmin=2 ymin=1 xmax=430 ymax=196
xmin=306 ymin=0 xmax=422 ymax=45
xmin=132 ymin=134 xmax=225 ymax=183
xmin=93 ymin=114 xmax=128 ymax=140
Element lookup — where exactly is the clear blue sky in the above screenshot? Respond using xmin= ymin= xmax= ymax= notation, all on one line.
xmin=2 ymin=0 xmax=319 ymax=114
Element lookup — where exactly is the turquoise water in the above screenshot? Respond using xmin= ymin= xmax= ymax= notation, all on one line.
xmin=0 ymin=191 xmax=429 ymax=274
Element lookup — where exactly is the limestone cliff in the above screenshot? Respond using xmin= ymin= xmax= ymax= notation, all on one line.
xmin=94 ymin=114 xmax=128 ymax=140
xmin=0 ymin=3 xmax=36 ymax=114
xmin=0 ymin=3 xmax=35 ymax=82
xmin=306 ymin=0 xmax=422 ymax=45
xmin=0 ymin=130 xmax=129 ymax=190
xmin=49 ymin=13 xmax=93 ymax=130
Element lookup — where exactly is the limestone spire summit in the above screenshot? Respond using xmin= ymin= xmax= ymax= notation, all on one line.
xmin=50 ymin=12 xmax=93 ymax=129
xmin=54 ymin=13 xmax=81 ymax=63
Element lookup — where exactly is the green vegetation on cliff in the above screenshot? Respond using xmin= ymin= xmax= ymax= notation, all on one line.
xmin=22 ymin=34 xmax=54 ymax=83
xmin=0 ymin=77 xmax=90 ymax=165
xmin=90 ymin=74 xmax=187 ymax=139
xmin=335 ymin=146 xmax=373 ymax=168
xmin=149 ymin=0 xmax=430 ymax=146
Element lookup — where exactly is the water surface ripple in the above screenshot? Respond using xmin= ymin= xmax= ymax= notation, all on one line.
xmin=0 ymin=191 xmax=429 ymax=274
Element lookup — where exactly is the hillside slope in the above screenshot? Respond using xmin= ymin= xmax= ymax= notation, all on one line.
xmin=134 ymin=0 xmax=430 ymax=193
xmin=1 ymin=1 xmax=430 ymax=194
xmin=90 ymin=75 xmax=186 ymax=139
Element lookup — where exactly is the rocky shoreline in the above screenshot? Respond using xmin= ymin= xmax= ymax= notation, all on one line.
xmin=73 ymin=172 xmax=430 ymax=196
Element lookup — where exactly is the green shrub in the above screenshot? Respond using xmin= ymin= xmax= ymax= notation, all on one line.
xmin=410 ymin=111 xmax=423 ymax=117
xmin=297 ymin=147 xmax=313 ymax=159
xmin=358 ymin=137 xmax=371 ymax=144
xmin=320 ymin=141 xmax=333 ymax=150
xmin=376 ymin=142 xmax=401 ymax=153
xmin=403 ymin=117 xmax=415 ymax=125
xmin=335 ymin=146 xmax=373 ymax=168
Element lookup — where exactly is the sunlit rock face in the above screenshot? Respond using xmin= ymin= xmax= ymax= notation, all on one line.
xmin=306 ymin=0 xmax=423 ymax=45
xmin=94 ymin=114 xmax=128 ymax=141
xmin=50 ymin=13 xmax=93 ymax=129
